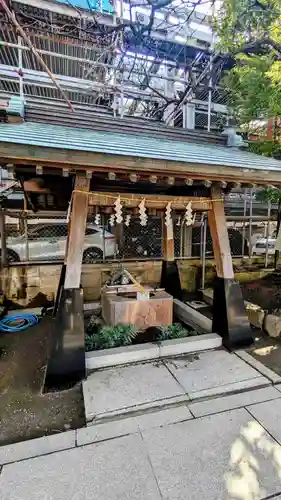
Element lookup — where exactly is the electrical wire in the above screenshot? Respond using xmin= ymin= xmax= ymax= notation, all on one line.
xmin=0 ymin=313 xmax=39 ymax=332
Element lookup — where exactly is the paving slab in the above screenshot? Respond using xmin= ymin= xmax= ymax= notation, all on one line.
xmin=0 ymin=434 xmax=162 ymax=500
xmin=247 ymin=398 xmax=281 ymax=444
xmin=189 ymin=376 xmax=271 ymax=401
xmin=77 ymin=406 xmax=193 ymax=446
xmin=77 ymin=418 xmax=138 ymax=446
xmin=141 ymin=408 xmax=281 ymax=500
xmin=164 ymin=350 xmax=266 ymax=396
xmin=0 ymin=430 xmax=76 ymax=466
xmin=189 ymin=386 xmax=281 ymax=418
xmin=83 ymin=361 xmax=185 ymax=421
xmin=135 ymin=405 xmax=193 ymax=431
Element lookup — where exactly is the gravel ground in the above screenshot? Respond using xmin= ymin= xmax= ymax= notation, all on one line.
xmin=0 ymin=317 xmax=85 ymax=446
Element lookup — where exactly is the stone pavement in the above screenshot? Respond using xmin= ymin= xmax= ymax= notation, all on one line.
xmin=2 ymin=349 xmax=281 ymax=499
xmin=83 ymin=350 xmax=278 ymax=423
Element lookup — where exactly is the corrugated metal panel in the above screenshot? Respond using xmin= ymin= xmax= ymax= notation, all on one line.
xmin=25 ymin=105 xmax=226 ymax=145
xmin=1 ymin=122 xmax=281 ymax=172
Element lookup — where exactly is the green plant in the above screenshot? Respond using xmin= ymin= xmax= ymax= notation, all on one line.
xmin=86 ymin=314 xmax=103 ymax=335
xmin=156 ymin=323 xmax=195 ymax=341
xmin=85 ymin=323 xmax=137 ymax=351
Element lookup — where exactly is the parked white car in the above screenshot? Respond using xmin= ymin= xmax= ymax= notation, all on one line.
xmin=252 ymin=237 xmax=276 ymax=255
xmin=5 ymin=219 xmax=116 ymax=263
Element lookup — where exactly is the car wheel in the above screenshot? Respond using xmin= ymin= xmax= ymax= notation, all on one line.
xmin=83 ymin=248 xmax=103 ymax=263
xmin=0 ymin=249 xmax=20 ymax=263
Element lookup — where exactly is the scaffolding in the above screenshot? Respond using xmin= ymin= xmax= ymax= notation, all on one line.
xmin=0 ymin=0 xmax=229 ymax=129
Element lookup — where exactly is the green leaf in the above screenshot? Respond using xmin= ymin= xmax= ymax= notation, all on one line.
xmin=85 ymin=323 xmax=137 ymax=351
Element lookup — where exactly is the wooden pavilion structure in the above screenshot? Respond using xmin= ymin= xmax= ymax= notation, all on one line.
xmin=1 ymin=119 xmax=281 ymax=380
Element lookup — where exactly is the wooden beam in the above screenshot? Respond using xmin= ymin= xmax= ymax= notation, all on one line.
xmin=163 ymin=222 xmax=174 ymax=262
xmin=64 ymin=173 xmax=90 ymax=290
xmin=23 ymin=179 xmax=50 ymax=193
xmin=208 ymin=185 xmax=234 ymax=279
xmin=208 ymin=184 xmax=252 ymax=348
xmin=1 ymin=142 xmax=281 ymax=186
xmin=88 ymin=192 xmax=211 ymax=211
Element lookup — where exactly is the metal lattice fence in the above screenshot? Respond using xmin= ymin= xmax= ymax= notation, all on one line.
xmin=2 ymin=210 xmax=277 ymax=265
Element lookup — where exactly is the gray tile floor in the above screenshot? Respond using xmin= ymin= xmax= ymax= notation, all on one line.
xmin=0 ymin=434 xmax=162 ymax=500
xmin=83 ymin=350 xmax=270 ymax=422
xmin=2 ymin=350 xmax=281 ymax=500
xmin=2 ymin=406 xmax=281 ymax=500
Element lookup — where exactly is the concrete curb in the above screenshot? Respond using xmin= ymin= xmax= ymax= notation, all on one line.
xmin=235 ymin=351 xmax=281 ymax=384
xmin=173 ymin=299 xmax=212 ymax=332
xmin=85 ymin=333 xmax=222 ymax=371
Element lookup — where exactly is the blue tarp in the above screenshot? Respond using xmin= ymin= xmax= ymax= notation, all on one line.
xmin=55 ymin=0 xmax=114 ymax=14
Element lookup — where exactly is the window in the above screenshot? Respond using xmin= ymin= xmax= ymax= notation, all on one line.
xmin=85 ymin=227 xmax=99 ymax=235
xmin=29 ymin=224 xmax=68 ymax=239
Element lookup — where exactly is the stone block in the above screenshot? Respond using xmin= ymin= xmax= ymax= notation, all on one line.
xmin=83 ymin=362 xmax=185 ymax=422
xmin=264 ymin=314 xmax=281 ymax=338
xmin=86 ymin=343 xmax=160 ymax=370
xmin=245 ymin=302 xmax=265 ymax=329
xmin=173 ymin=299 xmax=212 ymax=332
xmin=0 ymin=431 xmax=76 ymax=466
xmin=102 ymin=288 xmax=173 ymax=329
xmin=189 ymin=386 xmax=281 ymax=417
xmin=0 ymin=435 xmax=162 ymax=500
xmin=159 ymin=333 xmax=221 ymax=358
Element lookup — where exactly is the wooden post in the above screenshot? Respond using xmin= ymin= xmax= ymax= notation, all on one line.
xmin=208 ymin=185 xmax=252 ymax=349
xmin=208 ymin=186 xmax=234 ymax=280
xmin=0 ymin=210 xmax=7 ymax=269
xmin=163 ymin=222 xmax=174 ymax=261
xmin=160 ymin=215 xmax=182 ymax=299
xmin=47 ymin=172 xmax=90 ymax=383
xmin=64 ymin=173 xmax=90 ymax=290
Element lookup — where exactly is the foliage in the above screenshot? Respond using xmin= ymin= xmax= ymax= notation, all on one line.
xmin=256 ymin=186 xmax=281 ymax=203
xmin=85 ymin=323 xmax=137 ymax=351
xmin=156 ymin=323 xmax=195 ymax=341
xmin=247 ymin=141 xmax=281 ymax=202
xmin=86 ymin=314 xmax=103 ymax=335
xmin=216 ymin=0 xmax=281 ymax=125
xmin=248 ymin=140 xmax=281 ymax=157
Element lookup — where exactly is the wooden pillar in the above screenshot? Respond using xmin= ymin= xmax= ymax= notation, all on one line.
xmin=0 ymin=209 xmax=7 ymax=300
xmin=64 ymin=173 xmax=90 ymax=290
xmin=47 ymin=172 xmax=90 ymax=383
xmin=163 ymin=222 xmax=174 ymax=261
xmin=0 ymin=210 xmax=7 ymax=269
xmin=208 ymin=185 xmax=252 ymax=349
xmin=160 ymin=216 xmax=182 ymax=300
xmin=208 ymin=186 xmax=234 ymax=281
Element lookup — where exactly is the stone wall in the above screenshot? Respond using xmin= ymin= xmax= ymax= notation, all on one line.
xmin=0 ymin=259 xmax=274 ymax=308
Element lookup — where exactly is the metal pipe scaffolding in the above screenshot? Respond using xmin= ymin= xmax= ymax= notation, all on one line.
xmin=0 ymin=0 xmax=74 ymax=111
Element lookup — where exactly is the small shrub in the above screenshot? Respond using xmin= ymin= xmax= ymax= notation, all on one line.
xmin=86 ymin=315 xmax=103 ymax=334
xmin=156 ymin=323 xmax=195 ymax=342
xmin=85 ymin=323 xmax=137 ymax=351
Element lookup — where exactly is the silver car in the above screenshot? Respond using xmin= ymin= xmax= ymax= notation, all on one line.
xmin=5 ymin=219 xmax=116 ymax=263
xmin=252 ymin=237 xmax=276 ymax=256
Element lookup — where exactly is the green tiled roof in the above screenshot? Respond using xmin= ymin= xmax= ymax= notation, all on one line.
xmin=1 ymin=121 xmax=281 ymax=172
